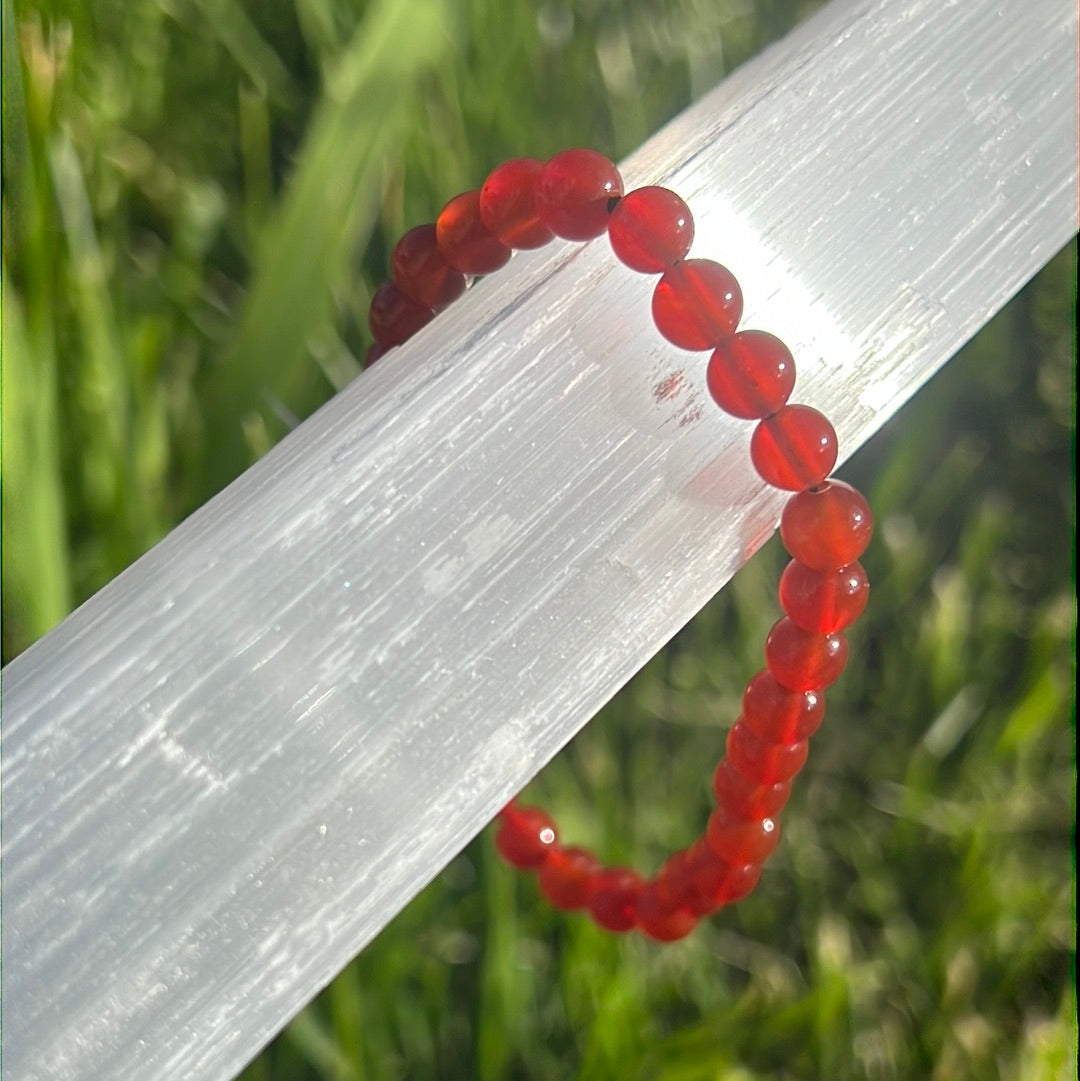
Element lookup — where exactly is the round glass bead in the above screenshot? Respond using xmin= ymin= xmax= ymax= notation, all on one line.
xmin=706 ymin=806 xmax=781 ymax=864
xmin=765 ymin=617 xmax=848 ymax=692
xmin=494 ymin=804 xmax=558 ymax=869
xmin=750 ymin=405 xmax=838 ymax=491
xmin=634 ymin=882 xmax=698 ymax=941
xmin=681 ymin=843 xmax=761 ymax=913
xmin=651 ymin=259 xmax=743 ymax=350
xmin=436 ymin=190 xmax=513 ymax=275
xmin=586 ymin=866 xmax=643 ymax=931
xmin=479 ymin=157 xmax=555 ymax=249
xmin=707 ymin=330 xmax=797 ymax=419
xmin=711 ymin=758 xmax=792 ymax=818
xmin=535 ymin=148 xmax=623 ymax=241
xmin=779 ymin=559 xmax=869 ymax=633
xmin=741 ymin=669 xmax=825 ymax=743
xmin=391 ymin=224 xmax=468 ymax=309
xmin=780 ymin=480 xmax=874 ymax=570
xmin=607 ymin=186 xmax=694 ymax=273
xmin=538 ymin=845 xmax=601 ymax=910
xmin=726 ymin=720 xmax=809 ymax=785
xmin=368 ymin=281 xmax=435 ymax=347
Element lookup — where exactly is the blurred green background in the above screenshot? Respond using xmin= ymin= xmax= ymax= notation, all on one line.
xmin=2 ymin=0 xmax=1074 ymax=1078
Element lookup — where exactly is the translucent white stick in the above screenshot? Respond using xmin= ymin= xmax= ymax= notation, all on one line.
xmin=2 ymin=1 xmax=1076 ymax=1078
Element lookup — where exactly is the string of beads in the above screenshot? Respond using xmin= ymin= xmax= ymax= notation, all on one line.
xmin=364 ymin=149 xmax=873 ymax=942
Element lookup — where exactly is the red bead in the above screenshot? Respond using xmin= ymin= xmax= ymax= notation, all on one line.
xmin=726 ymin=720 xmax=809 ymax=785
xmin=712 ymin=758 xmax=792 ymax=818
xmin=494 ymin=804 xmax=558 ymax=869
xmin=750 ymin=405 xmax=838 ymax=491
xmin=586 ymin=867 xmax=643 ymax=931
xmin=535 ymin=148 xmax=623 ymax=241
xmin=780 ymin=481 xmax=874 ymax=570
xmin=436 ymin=190 xmax=512 ymax=275
xmin=634 ymin=881 xmax=698 ymax=942
xmin=706 ymin=806 xmax=781 ymax=864
xmin=707 ymin=330 xmax=797 ymax=419
xmin=368 ymin=281 xmax=435 ymax=347
xmin=651 ymin=259 xmax=743 ymax=350
xmin=680 ymin=842 xmax=761 ymax=913
xmin=765 ymin=618 xmax=848 ymax=692
xmin=779 ymin=559 xmax=869 ymax=633
xmin=607 ymin=186 xmax=694 ymax=273
xmin=479 ymin=158 xmax=555 ymax=249
xmin=538 ymin=845 xmax=601 ymax=910
xmin=741 ymin=670 xmax=825 ymax=743
xmin=391 ymin=224 xmax=468 ymax=309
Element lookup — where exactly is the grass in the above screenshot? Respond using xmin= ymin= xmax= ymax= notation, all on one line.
xmin=2 ymin=0 xmax=1074 ymax=1078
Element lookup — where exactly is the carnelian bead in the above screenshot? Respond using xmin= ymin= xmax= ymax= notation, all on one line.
xmin=535 ymin=148 xmax=623 ymax=241
xmin=741 ymin=670 xmax=825 ymax=743
xmin=436 ymin=190 xmax=512 ymax=275
xmin=634 ymin=882 xmax=698 ymax=941
xmin=707 ymin=330 xmax=797 ymax=419
xmin=368 ymin=281 xmax=435 ymax=347
xmin=706 ymin=806 xmax=781 ymax=864
xmin=780 ymin=481 xmax=874 ymax=570
xmin=712 ymin=758 xmax=792 ymax=818
xmin=586 ymin=867 xmax=643 ymax=931
xmin=479 ymin=158 xmax=554 ymax=249
xmin=494 ymin=804 xmax=558 ymax=869
xmin=726 ymin=720 xmax=809 ymax=785
xmin=779 ymin=559 xmax=869 ymax=633
xmin=652 ymin=259 xmax=743 ymax=350
xmin=681 ymin=842 xmax=761 ymax=914
xmin=607 ymin=186 xmax=694 ymax=273
xmin=765 ymin=617 xmax=848 ymax=692
xmin=751 ymin=405 xmax=838 ymax=491
xmin=538 ymin=845 xmax=601 ymax=910
xmin=391 ymin=224 xmax=468 ymax=309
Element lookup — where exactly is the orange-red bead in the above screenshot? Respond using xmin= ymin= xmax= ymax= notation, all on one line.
xmin=726 ymin=721 xmax=809 ymax=785
xmin=765 ymin=618 xmax=848 ymax=692
xmin=779 ymin=559 xmax=869 ymax=633
xmin=391 ymin=224 xmax=468 ymax=309
xmin=751 ymin=405 xmax=838 ymax=491
xmin=538 ymin=845 xmax=601 ymax=910
xmin=712 ymin=758 xmax=792 ymax=818
xmin=780 ymin=481 xmax=874 ymax=570
xmin=634 ymin=882 xmax=698 ymax=942
xmin=436 ymin=190 xmax=512 ymax=275
xmin=494 ymin=804 xmax=558 ymax=869
xmin=368 ymin=282 xmax=435 ymax=347
xmin=707 ymin=330 xmax=796 ymax=419
xmin=741 ymin=670 xmax=826 ymax=743
xmin=706 ymin=806 xmax=781 ymax=864
xmin=608 ymin=186 xmax=694 ymax=273
xmin=586 ymin=867 xmax=643 ymax=931
xmin=479 ymin=157 xmax=555 ymax=249
xmin=652 ymin=259 xmax=743 ymax=350
xmin=536 ymin=148 xmax=623 ymax=241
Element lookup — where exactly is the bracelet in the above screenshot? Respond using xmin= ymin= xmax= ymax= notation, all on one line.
xmin=364 ymin=149 xmax=873 ymax=942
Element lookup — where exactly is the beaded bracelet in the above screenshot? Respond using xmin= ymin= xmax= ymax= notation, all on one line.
xmin=364 ymin=149 xmax=873 ymax=942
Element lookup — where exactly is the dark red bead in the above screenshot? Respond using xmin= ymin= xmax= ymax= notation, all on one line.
xmin=391 ymin=224 xmax=468 ymax=309
xmin=712 ymin=758 xmax=792 ymax=818
xmin=765 ymin=618 xmax=848 ymax=692
xmin=538 ymin=845 xmax=601 ymax=910
xmin=634 ymin=881 xmax=698 ymax=942
xmin=651 ymin=259 xmax=743 ymax=350
xmin=436 ymin=190 xmax=512 ymax=275
xmin=368 ymin=281 xmax=435 ymax=347
xmin=751 ymin=405 xmax=838 ymax=491
xmin=607 ymin=186 xmax=694 ymax=273
xmin=726 ymin=720 xmax=809 ymax=785
xmin=680 ymin=842 xmax=761 ymax=914
xmin=780 ymin=481 xmax=874 ymax=570
xmin=494 ymin=803 xmax=558 ymax=869
xmin=707 ymin=330 xmax=797 ymax=419
xmin=479 ymin=157 xmax=555 ymax=249
xmin=535 ymin=148 xmax=623 ymax=241
xmin=586 ymin=867 xmax=643 ymax=931
xmin=741 ymin=670 xmax=825 ymax=743
xmin=706 ymin=806 xmax=781 ymax=864
xmin=779 ymin=559 xmax=869 ymax=633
